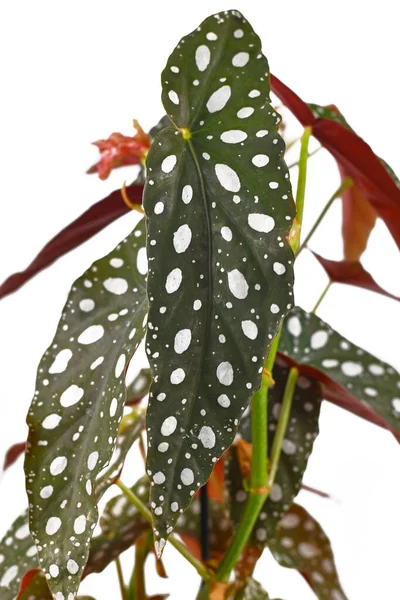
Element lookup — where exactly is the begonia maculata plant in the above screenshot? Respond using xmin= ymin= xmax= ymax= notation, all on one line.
xmin=1 ymin=9 xmax=399 ymax=600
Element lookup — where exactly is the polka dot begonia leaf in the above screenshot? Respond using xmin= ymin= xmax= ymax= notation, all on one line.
xmin=226 ymin=360 xmax=322 ymax=548
xmin=270 ymin=503 xmax=348 ymax=600
xmin=280 ymin=307 xmax=400 ymax=438
xmin=24 ymin=218 xmax=148 ymax=600
xmin=144 ymin=9 xmax=295 ymax=555
xmin=0 ymin=511 xmax=38 ymax=600
xmin=0 ymin=410 xmax=144 ymax=600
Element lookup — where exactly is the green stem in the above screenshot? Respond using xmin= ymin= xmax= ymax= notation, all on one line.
xmin=115 ymin=557 xmax=128 ymax=600
xmin=287 ymin=145 xmax=322 ymax=169
xmin=298 ymin=177 xmax=353 ymax=254
xmin=215 ymin=330 xmax=281 ymax=582
xmin=295 ymin=127 xmax=312 ymax=227
xmin=130 ymin=535 xmax=147 ymax=600
xmin=268 ymin=367 xmax=299 ymax=486
xmin=312 ymin=280 xmax=332 ymax=313
xmin=215 ymin=492 xmax=267 ymax=582
xmin=216 ymin=127 xmax=313 ymax=582
xmin=116 ymin=480 xmax=210 ymax=581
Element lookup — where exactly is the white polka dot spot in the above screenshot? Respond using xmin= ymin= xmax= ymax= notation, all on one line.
xmin=60 ymin=384 xmax=84 ymax=408
xmin=217 ymin=362 xmax=234 ymax=386
xmin=78 ymin=325 xmax=104 ymax=345
xmin=173 ymin=224 xmax=192 ymax=254
xmin=241 ymin=320 xmax=258 ymax=340
xmin=49 ymin=349 xmax=73 ymax=374
xmin=195 ymin=45 xmax=210 ymax=71
xmin=174 ymin=329 xmax=192 ymax=354
xmin=170 ymin=368 xmax=185 ymax=384
xmin=198 ymin=426 xmax=216 ymax=448
xmin=248 ymin=213 xmax=275 ymax=233
xmin=180 ymin=468 xmax=194 ymax=485
xmin=165 ymin=268 xmax=182 ymax=294
xmin=206 ymin=85 xmax=231 ymax=113
xmin=161 ymin=155 xmax=177 ymax=174
xmin=220 ymin=130 xmax=247 ymax=144
xmin=161 ymin=416 xmax=177 ymax=436
xmin=215 ymin=163 xmax=241 ymax=192
xmin=228 ymin=269 xmax=249 ymax=299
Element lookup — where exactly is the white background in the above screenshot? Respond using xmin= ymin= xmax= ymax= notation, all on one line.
xmin=1 ymin=1 xmax=400 ymax=598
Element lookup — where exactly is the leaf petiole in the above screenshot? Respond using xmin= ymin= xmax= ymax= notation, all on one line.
xmin=116 ymin=480 xmax=210 ymax=581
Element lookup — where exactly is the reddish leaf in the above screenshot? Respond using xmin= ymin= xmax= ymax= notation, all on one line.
xmin=3 ymin=442 xmax=26 ymax=471
xmin=0 ymin=183 xmax=143 ymax=300
xmin=322 ymin=384 xmax=400 ymax=442
xmin=87 ymin=120 xmax=151 ymax=180
xmin=270 ymin=75 xmax=315 ymax=127
xmin=339 ymin=164 xmax=377 ymax=260
xmin=270 ymin=75 xmax=400 ymax=250
xmin=312 ymin=251 xmax=400 ymax=302
xmin=15 ymin=570 xmax=47 ymax=600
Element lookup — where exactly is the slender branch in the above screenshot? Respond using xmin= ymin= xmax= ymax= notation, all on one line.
xmin=298 ymin=177 xmax=353 ymax=254
xmin=287 ymin=145 xmax=322 ymax=169
xmin=311 ymin=280 xmax=332 ymax=313
xmin=115 ymin=557 xmax=128 ymax=600
xmin=130 ymin=535 xmax=147 ymax=600
xmin=268 ymin=367 xmax=299 ymax=486
xmin=295 ymin=127 xmax=312 ymax=228
xmin=116 ymin=480 xmax=210 ymax=581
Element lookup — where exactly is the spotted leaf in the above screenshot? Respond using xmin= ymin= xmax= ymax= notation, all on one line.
xmin=0 ymin=512 xmax=37 ymax=600
xmin=144 ymin=9 xmax=295 ymax=553
xmin=280 ymin=307 xmax=400 ymax=439
xmin=271 ymin=503 xmax=347 ymax=599
xmin=24 ymin=218 xmax=148 ymax=599
xmin=227 ymin=361 xmax=322 ymax=547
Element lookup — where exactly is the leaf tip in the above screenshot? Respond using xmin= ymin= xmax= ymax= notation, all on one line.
xmin=154 ymin=536 xmax=166 ymax=560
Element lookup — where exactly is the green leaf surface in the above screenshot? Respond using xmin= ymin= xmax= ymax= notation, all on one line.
xmin=227 ymin=361 xmax=321 ymax=547
xmin=24 ymin=218 xmax=148 ymax=599
xmin=0 ymin=512 xmax=37 ymax=600
xmin=271 ymin=503 xmax=347 ymax=600
xmin=280 ymin=307 xmax=400 ymax=436
xmin=144 ymin=9 xmax=295 ymax=553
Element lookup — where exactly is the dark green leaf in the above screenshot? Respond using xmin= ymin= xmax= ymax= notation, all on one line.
xmin=280 ymin=307 xmax=400 ymax=437
xmin=0 ymin=512 xmax=37 ymax=600
xmin=144 ymin=8 xmax=295 ymax=554
xmin=24 ymin=218 xmax=148 ymax=599
xmin=227 ymin=361 xmax=321 ymax=546
xmin=271 ymin=503 xmax=347 ymax=600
